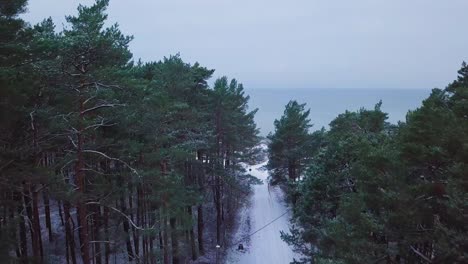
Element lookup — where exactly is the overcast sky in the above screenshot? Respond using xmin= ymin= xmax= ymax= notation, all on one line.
xmin=22 ymin=0 xmax=468 ymax=90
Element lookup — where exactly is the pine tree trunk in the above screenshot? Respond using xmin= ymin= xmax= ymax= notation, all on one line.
xmin=187 ymin=206 xmax=197 ymax=260
xmin=32 ymin=186 xmax=43 ymax=261
xmin=170 ymin=217 xmax=179 ymax=264
xmin=215 ymin=174 xmax=222 ymax=245
xmin=197 ymin=206 xmax=205 ymax=256
xmin=103 ymin=207 xmax=110 ymax=264
xmin=58 ymin=200 xmax=64 ymax=226
xmin=93 ymin=204 xmax=102 ymax=264
xmin=64 ymin=201 xmax=77 ymax=264
xmin=215 ymin=109 xmax=223 ymax=246
xmin=163 ymin=216 xmax=169 ymax=264
xmin=142 ymin=188 xmax=147 ymax=263
xmin=196 ymin=151 xmax=205 ymax=256
xmin=159 ymin=230 xmax=164 ymax=262
xmin=9 ymin=203 xmax=22 ymax=259
xmin=22 ymin=183 xmax=34 ymax=255
xmin=149 ymin=200 xmax=157 ymax=264
xmin=76 ymin=198 xmax=89 ymax=264
xmin=43 ymin=188 xmax=53 ymax=242
xmin=120 ymin=196 xmax=134 ymax=261
xmin=76 ymin=78 xmax=90 ymax=264
xmin=65 ymin=224 xmax=70 ymax=264
xmin=134 ymin=186 xmax=141 ymax=259
xmin=16 ymin=192 xmax=28 ymax=262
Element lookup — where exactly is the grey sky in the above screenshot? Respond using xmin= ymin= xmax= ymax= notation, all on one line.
xmin=23 ymin=0 xmax=468 ymax=90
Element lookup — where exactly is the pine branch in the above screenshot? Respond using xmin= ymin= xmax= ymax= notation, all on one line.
xmin=82 ymin=149 xmax=139 ymax=177
xmin=86 ymin=202 xmax=153 ymax=231
xmin=81 ymin=104 xmax=126 ymax=115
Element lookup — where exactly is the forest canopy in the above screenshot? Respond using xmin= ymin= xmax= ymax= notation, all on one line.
xmin=0 ymin=1 xmax=259 ymax=263
xmin=268 ymin=64 xmax=468 ymax=263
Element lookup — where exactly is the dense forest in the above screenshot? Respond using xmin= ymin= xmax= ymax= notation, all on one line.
xmin=267 ymin=65 xmax=468 ymax=263
xmin=0 ymin=1 xmax=260 ymax=263
xmin=2 ymin=1 xmax=467 ymax=264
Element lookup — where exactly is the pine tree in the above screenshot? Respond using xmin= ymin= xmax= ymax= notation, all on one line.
xmin=267 ymin=100 xmax=312 ymax=186
xmin=1 ymin=1 xmax=260 ymax=263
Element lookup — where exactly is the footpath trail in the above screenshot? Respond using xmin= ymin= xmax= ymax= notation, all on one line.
xmin=225 ymin=161 xmax=298 ymax=264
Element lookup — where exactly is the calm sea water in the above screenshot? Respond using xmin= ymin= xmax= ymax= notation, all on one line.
xmin=245 ymin=88 xmax=432 ymax=136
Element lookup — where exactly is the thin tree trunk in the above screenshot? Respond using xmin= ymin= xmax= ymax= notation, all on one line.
xmin=196 ymin=151 xmax=205 ymax=256
xmin=215 ymin=174 xmax=222 ymax=245
xmin=197 ymin=205 xmax=204 ymax=255
xmin=64 ymin=201 xmax=77 ymax=264
xmin=142 ymin=188 xmax=147 ymax=263
xmin=9 ymin=205 xmax=22 ymax=260
xmin=22 ymin=183 xmax=34 ymax=255
xmin=120 ymin=196 xmax=135 ymax=261
xmin=93 ymin=204 xmax=102 ymax=264
xmin=187 ymin=206 xmax=197 ymax=260
xmin=134 ymin=186 xmax=141 ymax=259
xmin=58 ymin=200 xmax=64 ymax=226
xmin=32 ymin=187 xmax=43 ymax=261
xmin=43 ymin=188 xmax=53 ymax=242
xmin=163 ymin=216 xmax=169 ymax=264
xmin=16 ymin=192 xmax=28 ymax=262
xmin=103 ymin=207 xmax=110 ymax=264
xmin=170 ymin=217 xmax=179 ymax=264
xmin=159 ymin=230 xmax=164 ymax=262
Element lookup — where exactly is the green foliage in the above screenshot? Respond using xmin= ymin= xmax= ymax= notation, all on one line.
xmin=0 ymin=0 xmax=259 ymax=262
xmin=280 ymin=67 xmax=468 ymax=263
xmin=267 ymin=100 xmax=313 ymax=185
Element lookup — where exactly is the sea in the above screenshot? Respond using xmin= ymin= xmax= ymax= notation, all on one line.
xmin=245 ymin=88 xmax=432 ymax=136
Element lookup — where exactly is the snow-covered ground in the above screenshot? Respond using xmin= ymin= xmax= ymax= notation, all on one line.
xmin=225 ymin=162 xmax=299 ymax=264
